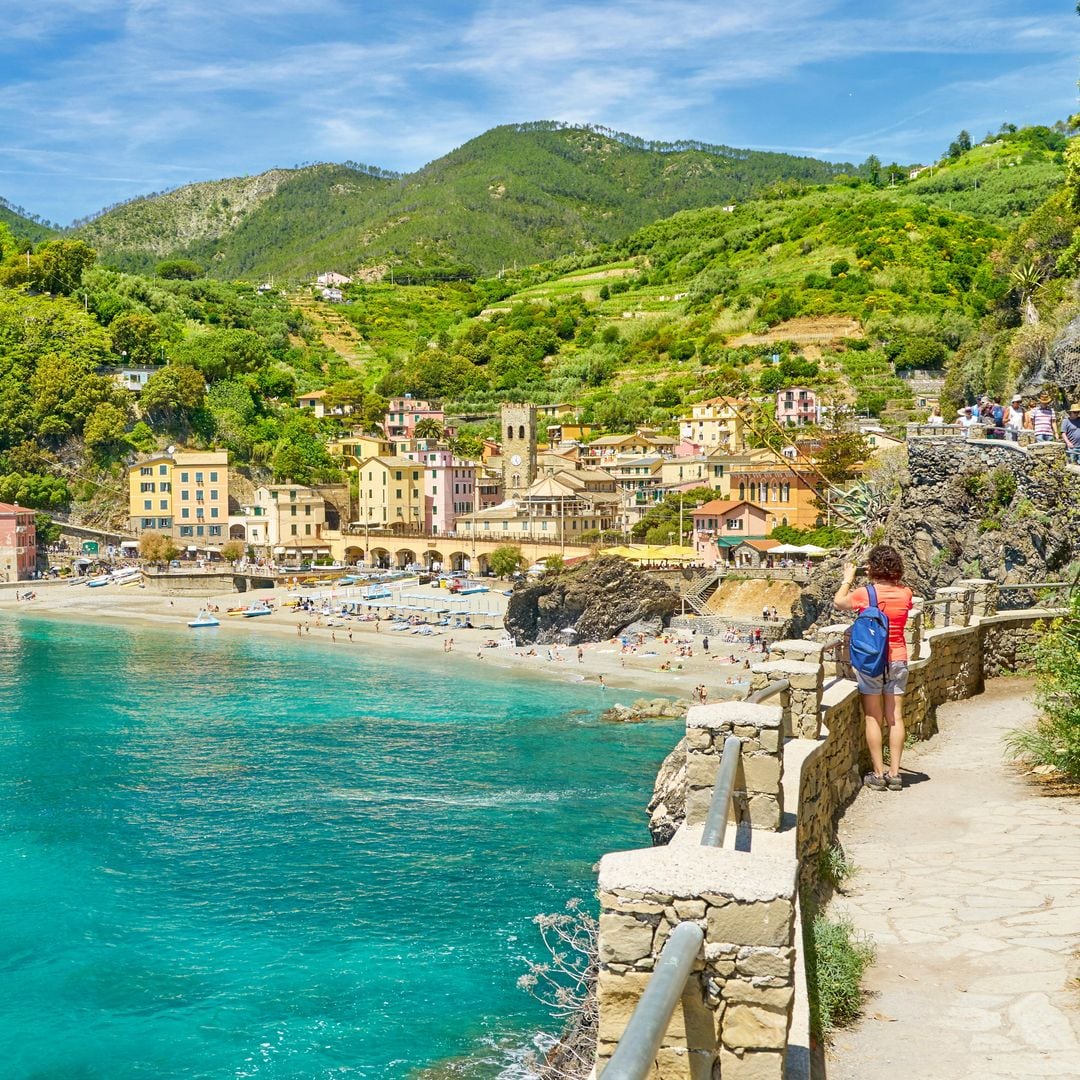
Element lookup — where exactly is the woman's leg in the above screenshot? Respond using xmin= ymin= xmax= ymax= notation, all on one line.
xmin=883 ymin=693 xmax=905 ymax=777
xmin=862 ymin=692 xmax=886 ymax=777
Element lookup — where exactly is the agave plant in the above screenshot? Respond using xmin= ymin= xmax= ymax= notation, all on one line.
xmin=829 ymin=479 xmax=893 ymax=549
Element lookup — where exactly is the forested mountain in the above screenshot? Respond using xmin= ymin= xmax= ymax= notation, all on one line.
xmin=71 ymin=123 xmax=854 ymax=281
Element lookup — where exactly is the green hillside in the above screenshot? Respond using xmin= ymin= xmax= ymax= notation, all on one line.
xmin=73 ymin=123 xmax=854 ymax=282
xmin=0 ymin=197 xmax=58 ymax=247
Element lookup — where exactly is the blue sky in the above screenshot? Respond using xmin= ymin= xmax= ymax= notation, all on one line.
xmin=2 ymin=0 xmax=1078 ymax=225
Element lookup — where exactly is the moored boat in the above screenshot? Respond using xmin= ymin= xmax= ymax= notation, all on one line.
xmin=188 ymin=610 xmax=220 ymax=628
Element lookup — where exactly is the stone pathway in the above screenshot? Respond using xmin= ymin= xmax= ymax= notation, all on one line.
xmin=826 ymin=678 xmax=1080 ymax=1080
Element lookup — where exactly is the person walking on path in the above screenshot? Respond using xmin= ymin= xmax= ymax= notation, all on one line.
xmin=1031 ymin=392 xmax=1058 ymax=443
xmin=834 ymin=545 xmax=914 ymax=791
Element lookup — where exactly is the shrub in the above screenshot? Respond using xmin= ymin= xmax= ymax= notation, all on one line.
xmin=1005 ymin=596 xmax=1080 ymax=780
xmin=806 ymin=915 xmax=875 ymax=1040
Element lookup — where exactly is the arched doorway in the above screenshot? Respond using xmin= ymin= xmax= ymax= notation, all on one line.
xmin=423 ymin=550 xmax=444 ymax=571
xmin=370 ymin=547 xmax=391 ymax=569
xmin=229 ymin=524 xmax=246 ymax=540
xmin=449 ymin=551 xmax=469 ymax=572
xmin=396 ymin=549 xmax=417 ymax=569
xmin=344 ymin=546 xmax=364 ymax=565
xmin=474 ymin=553 xmax=490 ymax=576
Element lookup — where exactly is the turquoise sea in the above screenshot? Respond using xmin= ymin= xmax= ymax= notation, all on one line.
xmin=0 ymin=613 xmax=679 ymax=1079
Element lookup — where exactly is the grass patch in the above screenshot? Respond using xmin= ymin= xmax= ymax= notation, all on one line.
xmin=806 ymin=915 xmax=876 ymax=1041
xmin=817 ymin=843 xmax=858 ymax=893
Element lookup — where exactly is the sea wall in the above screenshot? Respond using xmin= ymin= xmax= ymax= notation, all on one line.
xmin=593 ymin=582 xmax=1057 ymax=1077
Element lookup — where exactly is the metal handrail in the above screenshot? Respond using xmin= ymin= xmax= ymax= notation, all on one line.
xmin=747 ymin=678 xmax=790 ymax=705
xmin=700 ymin=735 xmax=743 ymax=848
xmin=600 ymin=922 xmax=706 ymax=1080
xmin=601 ymin=735 xmax=744 ymax=1077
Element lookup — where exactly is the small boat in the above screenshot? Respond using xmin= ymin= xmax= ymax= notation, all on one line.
xmin=188 ymin=610 xmax=220 ymax=628
xmin=241 ymin=602 xmax=273 ymax=618
xmin=86 ymin=574 xmax=112 ymax=588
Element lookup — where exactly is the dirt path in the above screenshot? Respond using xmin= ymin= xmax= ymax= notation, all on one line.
xmin=827 ymin=678 xmax=1080 ymax=1080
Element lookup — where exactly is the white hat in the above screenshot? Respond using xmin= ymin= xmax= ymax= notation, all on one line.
xmin=1011 ymin=395 xmax=1022 ymax=403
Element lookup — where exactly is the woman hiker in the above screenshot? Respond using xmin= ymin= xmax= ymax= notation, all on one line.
xmin=834 ymin=544 xmax=914 ymax=791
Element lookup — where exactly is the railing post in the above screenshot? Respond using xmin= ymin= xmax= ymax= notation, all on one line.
xmin=934 ymin=585 xmax=972 ymax=627
xmin=956 ymin=578 xmax=998 ymax=617
xmin=750 ymin=658 xmax=823 ymax=740
xmin=597 ymin=846 xmax=798 ymax=1080
xmin=904 ymin=607 xmax=923 ymax=660
xmin=685 ymin=702 xmax=784 ymax=831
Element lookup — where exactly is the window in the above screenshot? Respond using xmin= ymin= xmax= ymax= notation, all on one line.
xmin=140 ymin=482 xmax=155 ymax=492
xmin=180 ymin=526 xmax=193 ymax=537
xmin=180 ymin=471 xmax=189 ymax=483
xmin=160 ymin=482 xmax=171 ymax=493
xmin=289 ymin=490 xmax=297 ymax=500
xmin=305 ymin=524 xmax=311 ymax=535
xmin=159 ymin=500 xmax=168 ymax=510
xmin=210 ymin=508 xmax=218 ymax=519
xmin=210 ymin=490 xmax=218 ymax=500
xmin=141 ymin=518 xmax=155 ymax=529
xmin=518 ymin=425 xmax=525 ymax=439
xmin=726 ymin=518 xmax=743 ymax=530
xmin=158 ymin=517 xmax=171 ymax=528
xmin=395 ymin=489 xmax=402 ymax=499
xmin=781 ymin=483 xmax=790 ymax=501
xmin=196 ymin=508 xmax=204 ymax=519
xmin=195 ymin=472 xmax=203 ymax=483
xmin=305 ymin=504 xmax=311 ymax=515
xmin=738 ymin=482 xmax=745 ymax=499
xmin=140 ymin=466 xmax=153 ymax=476
xmin=210 ymin=472 xmax=218 ymax=482
xmin=180 ymin=507 xmax=190 ymax=519
xmin=209 ymin=525 xmax=221 ymax=537
xmin=196 ymin=526 xmax=204 ymax=536
xmin=181 ymin=490 xmax=189 ymax=501
xmin=143 ymin=499 xmax=152 ymax=510
xmin=291 ymin=524 xmax=298 ymax=536
xmin=158 ymin=464 xmax=168 ymax=475
xmin=395 ymin=471 xmax=402 ymax=481
xmin=291 ymin=505 xmax=297 ymax=516
xmin=507 ymin=425 xmax=513 ymax=439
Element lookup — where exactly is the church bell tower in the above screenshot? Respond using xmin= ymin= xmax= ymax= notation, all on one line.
xmin=500 ymin=403 xmax=537 ymax=496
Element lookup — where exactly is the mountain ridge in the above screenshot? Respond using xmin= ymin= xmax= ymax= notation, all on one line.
xmin=65 ymin=122 xmax=857 ymax=281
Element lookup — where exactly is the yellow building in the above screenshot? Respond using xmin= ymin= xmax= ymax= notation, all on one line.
xmin=728 ymin=448 xmax=822 ymax=530
xmin=677 ymin=396 xmax=747 ymax=451
xmin=128 ymin=449 xmax=230 ymax=547
xmin=252 ymin=485 xmax=330 ymax=561
xmin=328 ymin=432 xmax=392 ymax=468
xmin=657 ymin=453 xmax=732 ymax=496
xmin=354 ymin=456 xmax=424 ymax=529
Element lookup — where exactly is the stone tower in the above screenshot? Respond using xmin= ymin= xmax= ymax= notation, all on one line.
xmin=500 ymin=403 xmax=537 ymax=496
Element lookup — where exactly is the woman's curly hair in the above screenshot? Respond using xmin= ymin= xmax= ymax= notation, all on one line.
xmin=867 ymin=544 xmax=904 ymax=583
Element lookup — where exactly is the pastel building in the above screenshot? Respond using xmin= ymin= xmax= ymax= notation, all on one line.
xmin=776 ymin=387 xmax=819 ymax=427
xmin=384 ymin=397 xmax=446 ymax=440
xmin=678 ymin=397 xmax=746 ymax=451
xmin=128 ymin=449 xmax=230 ymax=547
xmin=691 ymin=499 xmax=771 ymax=567
xmin=0 ymin=502 xmax=36 ymax=580
xmin=401 ymin=447 xmax=479 ymax=535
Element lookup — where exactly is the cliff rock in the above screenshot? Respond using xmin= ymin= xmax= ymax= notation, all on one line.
xmin=503 ymin=556 xmax=679 ymax=645
xmin=646 ymin=738 xmax=686 ymax=845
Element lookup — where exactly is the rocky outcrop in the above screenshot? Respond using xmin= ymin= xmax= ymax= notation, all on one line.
xmin=788 ymin=439 xmax=1080 ymax=641
xmin=646 ymin=738 xmax=687 ymax=845
xmin=600 ymin=698 xmax=687 ymax=723
xmin=1024 ymin=313 xmax=1080 ymax=395
xmin=503 ymin=556 xmax=679 ymax=645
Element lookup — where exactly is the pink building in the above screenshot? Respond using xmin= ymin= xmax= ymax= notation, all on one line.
xmin=384 ymin=397 xmax=446 ymax=440
xmin=402 ymin=447 xmax=478 ymax=535
xmin=691 ymin=499 xmax=770 ymax=567
xmin=0 ymin=502 xmax=37 ymax=581
xmin=776 ymin=387 xmax=819 ymax=427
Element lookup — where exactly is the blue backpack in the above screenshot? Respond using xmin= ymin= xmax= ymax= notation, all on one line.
xmin=848 ymin=584 xmax=890 ymax=677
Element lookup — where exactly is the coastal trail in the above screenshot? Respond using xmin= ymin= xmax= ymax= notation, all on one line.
xmin=826 ymin=678 xmax=1080 ymax=1080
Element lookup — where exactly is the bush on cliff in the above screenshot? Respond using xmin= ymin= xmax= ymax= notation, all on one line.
xmin=1006 ymin=592 xmax=1080 ymax=781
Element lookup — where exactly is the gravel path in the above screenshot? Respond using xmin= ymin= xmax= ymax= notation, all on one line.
xmin=826 ymin=678 xmax=1080 ymax=1080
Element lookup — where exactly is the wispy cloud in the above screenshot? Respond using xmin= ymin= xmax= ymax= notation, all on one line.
xmin=1 ymin=0 xmax=1077 ymax=221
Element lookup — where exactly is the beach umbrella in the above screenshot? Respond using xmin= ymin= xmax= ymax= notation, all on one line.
xmin=769 ymin=543 xmax=804 ymax=554
xmin=799 ymin=544 xmax=829 ymax=556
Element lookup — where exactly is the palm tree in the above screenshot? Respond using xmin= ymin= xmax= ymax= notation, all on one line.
xmin=414 ymin=417 xmax=444 ymax=442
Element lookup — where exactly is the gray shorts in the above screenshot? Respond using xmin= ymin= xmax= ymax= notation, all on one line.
xmin=855 ymin=661 xmax=909 ymax=696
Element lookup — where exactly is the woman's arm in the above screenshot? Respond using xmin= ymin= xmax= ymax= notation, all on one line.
xmin=834 ymin=562 xmax=857 ymax=611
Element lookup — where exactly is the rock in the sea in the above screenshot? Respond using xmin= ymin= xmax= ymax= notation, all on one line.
xmin=504 ymin=556 xmax=679 ymax=645
xmin=647 ymin=737 xmax=687 ymax=845
xmin=601 ymin=698 xmax=687 ymax=723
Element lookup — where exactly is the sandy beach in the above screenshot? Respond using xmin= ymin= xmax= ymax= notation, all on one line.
xmin=1 ymin=579 xmax=769 ymax=706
